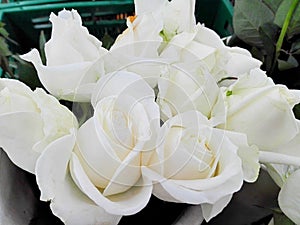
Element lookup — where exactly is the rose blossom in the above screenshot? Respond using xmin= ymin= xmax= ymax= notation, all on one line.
xmin=105 ymin=0 xmax=197 ymax=88
xmin=223 ymin=68 xmax=300 ymax=151
xmin=22 ymin=9 xmax=107 ymax=102
xmin=160 ymin=23 xmax=262 ymax=84
xmin=157 ymin=65 xmax=226 ymax=126
xmin=0 ymin=78 xmax=77 ymax=173
xmin=36 ymin=71 xmax=160 ymax=224
xmin=143 ymin=110 xmax=254 ymax=221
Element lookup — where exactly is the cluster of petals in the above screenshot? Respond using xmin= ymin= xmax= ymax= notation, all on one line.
xmin=1 ymin=0 xmax=300 ymax=225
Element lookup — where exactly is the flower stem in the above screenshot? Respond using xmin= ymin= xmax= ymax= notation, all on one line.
xmin=259 ymin=151 xmax=300 ymax=167
xmin=275 ymin=0 xmax=299 ymax=57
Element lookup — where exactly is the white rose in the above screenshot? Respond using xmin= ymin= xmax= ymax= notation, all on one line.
xmin=114 ymin=0 xmax=196 ymax=46
xmin=35 ymin=71 xmax=160 ymax=224
xmin=160 ymin=23 xmax=262 ymax=83
xmin=107 ymin=0 xmax=197 ymax=88
xmin=223 ymin=68 xmax=300 ymax=150
xmin=72 ymin=71 xmax=159 ymax=215
xmin=21 ymin=9 xmax=107 ymax=102
xmin=36 ymin=133 xmax=121 ymax=225
xmin=143 ymin=111 xmax=244 ymax=221
xmin=157 ymin=65 xmax=226 ymax=126
xmin=0 ymin=78 xmax=77 ymax=173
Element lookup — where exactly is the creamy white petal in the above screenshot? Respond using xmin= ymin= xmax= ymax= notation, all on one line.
xmin=144 ymin=146 xmax=243 ymax=204
xmin=201 ymin=194 xmax=233 ymax=221
xmin=21 ymin=49 xmax=98 ymax=101
xmin=91 ymin=71 xmax=155 ymax=107
xmin=134 ymin=0 xmax=167 ymax=15
xmin=273 ymin=120 xmax=300 ymax=156
xmin=35 ymin=133 xmax=120 ymax=225
xmin=224 ymin=130 xmax=260 ymax=182
xmin=278 ymin=169 xmax=300 ymax=224
xmin=70 ymin=153 xmax=152 ymax=215
xmin=225 ymin=48 xmax=262 ymax=77
xmin=194 ymin=24 xmax=225 ymax=49
xmin=77 ymin=118 xmax=121 ymax=188
xmin=0 ymin=112 xmax=44 ymax=173
xmin=226 ymin=85 xmax=299 ymax=150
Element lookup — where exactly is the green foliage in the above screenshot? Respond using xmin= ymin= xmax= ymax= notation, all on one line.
xmin=233 ymin=0 xmax=274 ymax=48
xmin=273 ymin=208 xmax=296 ymax=225
xmin=230 ymin=0 xmax=300 ymax=89
xmin=274 ymin=0 xmax=300 ymax=39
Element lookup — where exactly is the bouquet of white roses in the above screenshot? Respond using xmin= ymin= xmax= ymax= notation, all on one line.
xmin=1 ymin=0 xmax=300 ymax=224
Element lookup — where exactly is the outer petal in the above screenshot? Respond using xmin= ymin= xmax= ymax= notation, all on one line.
xmin=70 ymin=153 xmax=153 ymax=215
xmin=224 ymin=47 xmax=262 ymax=77
xmin=224 ymin=130 xmax=260 ymax=182
xmin=194 ymin=24 xmax=225 ymax=49
xmin=278 ymin=169 xmax=300 ymax=224
xmin=273 ymin=120 xmax=300 ymax=156
xmin=91 ymin=71 xmax=155 ymax=107
xmin=0 ymin=112 xmax=44 ymax=173
xmin=36 ymin=133 xmax=121 ymax=225
xmin=144 ymin=146 xmax=243 ymax=205
xmin=134 ymin=0 xmax=167 ymax=15
xmin=21 ymin=49 xmax=99 ymax=102
xmin=201 ymin=194 xmax=233 ymax=221
xmin=226 ymin=84 xmax=299 ymax=150
xmin=163 ymin=0 xmax=196 ymax=38
xmin=47 ymin=10 xmax=104 ymax=65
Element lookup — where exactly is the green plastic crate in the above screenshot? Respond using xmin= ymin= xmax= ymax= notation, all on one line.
xmin=0 ymin=0 xmax=66 ymax=9
xmin=195 ymin=0 xmax=233 ymax=37
xmin=0 ymin=1 xmax=134 ymax=54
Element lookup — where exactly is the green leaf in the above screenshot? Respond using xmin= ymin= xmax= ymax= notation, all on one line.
xmin=0 ymin=27 xmax=9 ymax=38
xmin=274 ymin=0 xmax=300 ymax=38
xmin=275 ymin=0 xmax=293 ymax=27
xmin=259 ymin=23 xmax=280 ymax=55
xmin=101 ymin=32 xmax=115 ymax=50
xmin=233 ymin=0 xmax=275 ymax=48
xmin=258 ymin=22 xmax=280 ymax=72
xmin=263 ymin=0 xmax=283 ymax=14
xmin=250 ymin=46 xmax=264 ymax=62
xmin=278 ymin=55 xmax=299 ymax=71
xmin=291 ymin=39 xmax=300 ymax=54
xmin=0 ymin=37 xmax=11 ymax=57
xmin=12 ymin=55 xmax=43 ymax=90
xmin=0 ymin=55 xmax=14 ymax=78
xmin=273 ymin=208 xmax=296 ymax=225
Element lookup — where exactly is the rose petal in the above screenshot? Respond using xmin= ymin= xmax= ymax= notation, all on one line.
xmin=278 ymin=169 xmax=300 ymax=224
xmin=134 ymin=0 xmax=167 ymax=15
xmin=227 ymin=85 xmax=299 ymax=150
xmin=91 ymin=71 xmax=155 ymax=107
xmin=224 ymin=130 xmax=260 ymax=182
xmin=0 ymin=112 xmax=44 ymax=173
xmin=225 ymin=48 xmax=262 ymax=77
xmin=194 ymin=24 xmax=225 ymax=49
xmin=35 ymin=133 xmax=121 ymax=225
xmin=77 ymin=118 xmax=121 ymax=189
xmin=70 ymin=153 xmax=152 ymax=215
xmin=201 ymin=194 xmax=233 ymax=221
xmin=36 ymin=132 xmax=76 ymax=201
xmin=21 ymin=49 xmax=98 ymax=101
xmin=144 ymin=146 xmax=243 ymax=205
